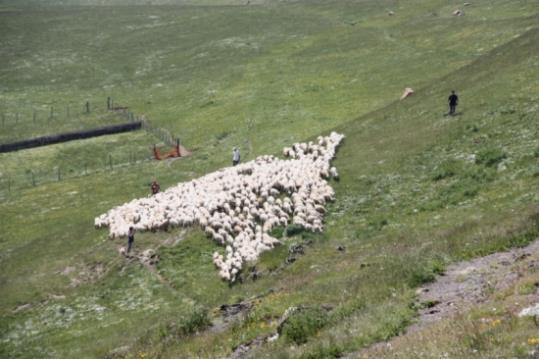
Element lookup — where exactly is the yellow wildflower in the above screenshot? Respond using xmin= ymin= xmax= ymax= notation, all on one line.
xmin=528 ymin=338 xmax=539 ymax=345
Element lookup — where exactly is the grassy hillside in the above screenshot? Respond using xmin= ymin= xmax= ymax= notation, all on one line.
xmin=0 ymin=0 xmax=267 ymax=5
xmin=1 ymin=0 xmax=535 ymax=187
xmin=1 ymin=1 xmax=538 ymax=358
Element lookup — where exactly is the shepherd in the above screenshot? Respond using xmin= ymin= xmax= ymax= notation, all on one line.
xmin=448 ymin=90 xmax=459 ymax=115
xmin=151 ymin=179 xmax=160 ymax=195
xmin=232 ymin=147 xmax=241 ymax=166
xmin=127 ymin=226 xmax=135 ymax=254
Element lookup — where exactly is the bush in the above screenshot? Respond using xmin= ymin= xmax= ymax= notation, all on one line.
xmin=285 ymin=224 xmax=305 ymax=237
xmin=298 ymin=343 xmax=343 ymax=359
xmin=475 ymin=148 xmax=506 ymax=167
xmin=269 ymin=225 xmax=285 ymax=239
xmin=367 ymin=217 xmax=388 ymax=231
xmin=432 ymin=159 xmax=462 ymax=181
xmin=280 ymin=307 xmax=329 ymax=344
xmin=181 ymin=306 xmax=211 ymax=335
xmin=466 ymin=124 xmax=479 ymax=132
xmin=407 ymin=258 xmax=445 ymax=287
xmin=159 ymin=306 xmax=210 ymax=339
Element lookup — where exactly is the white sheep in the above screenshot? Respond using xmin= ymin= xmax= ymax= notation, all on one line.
xmin=96 ymin=132 xmax=345 ymax=282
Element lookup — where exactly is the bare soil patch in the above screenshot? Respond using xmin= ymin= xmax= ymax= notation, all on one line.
xmin=349 ymin=238 xmax=539 ymax=358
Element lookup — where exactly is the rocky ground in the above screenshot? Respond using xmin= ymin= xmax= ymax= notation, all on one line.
xmin=351 ymin=239 xmax=539 ymax=358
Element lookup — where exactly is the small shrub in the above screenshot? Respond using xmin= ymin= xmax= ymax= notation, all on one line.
xmin=517 ymin=282 xmax=536 ymax=295
xmin=285 ymin=224 xmax=305 ymax=237
xmin=180 ymin=306 xmax=211 ymax=336
xmin=432 ymin=159 xmax=462 ymax=181
xmin=475 ymin=148 xmax=506 ymax=167
xmin=466 ymin=124 xmax=479 ymax=132
xmin=407 ymin=258 xmax=445 ymax=287
xmin=409 ymin=267 xmax=436 ymax=287
xmin=298 ymin=343 xmax=343 ymax=359
xmin=281 ymin=307 xmax=329 ymax=344
xmin=269 ymin=225 xmax=285 ymax=239
xmin=367 ymin=216 xmax=388 ymax=231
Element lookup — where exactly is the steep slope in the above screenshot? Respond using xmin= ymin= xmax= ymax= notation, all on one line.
xmin=0 ymin=1 xmax=538 ymax=358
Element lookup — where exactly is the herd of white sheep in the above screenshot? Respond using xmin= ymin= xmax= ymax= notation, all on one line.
xmin=95 ymin=132 xmax=344 ymax=281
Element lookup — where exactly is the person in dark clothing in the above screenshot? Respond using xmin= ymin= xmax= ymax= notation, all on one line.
xmin=448 ymin=90 xmax=459 ymax=115
xmin=127 ymin=226 xmax=135 ymax=254
xmin=151 ymin=180 xmax=160 ymax=195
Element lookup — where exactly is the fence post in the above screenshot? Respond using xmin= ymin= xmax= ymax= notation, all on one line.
xmin=33 ymin=110 xmax=36 ymax=123
xmin=86 ymin=101 xmax=90 ymax=114
xmin=57 ymin=167 xmax=61 ymax=181
xmin=107 ymin=97 xmax=111 ymax=110
xmin=84 ymin=163 xmax=88 ymax=175
xmin=15 ymin=112 xmax=19 ymax=124
xmin=31 ymin=171 xmax=36 ymax=186
xmin=109 ymin=154 xmax=113 ymax=170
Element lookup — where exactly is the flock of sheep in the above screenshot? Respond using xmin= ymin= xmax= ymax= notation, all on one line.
xmin=95 ymin=132 xmax=344 ymax=281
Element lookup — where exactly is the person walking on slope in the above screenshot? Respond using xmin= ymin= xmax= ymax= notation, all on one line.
xmin=127 ymin=226 xmax=135 ymax=254
xmin=232 ymin=147 xmax=241 ymax=166
xmin=448 ymin=90 xmax=459 ymax=115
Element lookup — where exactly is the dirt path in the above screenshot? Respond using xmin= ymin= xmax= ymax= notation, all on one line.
xmin=412 ymin=239 xmax=539 ymax=331
xmin=347 ymin=238 xmax=539 ymax=358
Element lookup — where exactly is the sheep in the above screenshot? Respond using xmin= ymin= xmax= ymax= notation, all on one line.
xmin=96 ymin=132 xmax=345 ymax=282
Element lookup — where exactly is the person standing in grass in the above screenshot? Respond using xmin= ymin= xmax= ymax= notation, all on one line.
xmin=448 ymin=90 xmax=459 ymax=115
xmin=127 ymin=226 xmax=135 ymax=254
xmin=232 ymin=147 xmax=241 ymax=166
xmin=151 ymin=179 xmax=160 ymax=195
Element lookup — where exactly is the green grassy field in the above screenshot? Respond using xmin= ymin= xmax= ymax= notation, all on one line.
xmin=1 ymin=0 xmax=539 ymax=358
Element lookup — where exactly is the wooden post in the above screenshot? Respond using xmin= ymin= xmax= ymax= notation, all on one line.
xmin=107 ymin=97 xmax=111 ymax=110
xmin=15 ymin=112 xmax=19 ymax=123
xmin=86 ymin=101 xmax=90 ymax=114
xmin=31 ymin=171 xmax=36 ymax=186
xmin=84 ymin=163 xmax=88 ymax=175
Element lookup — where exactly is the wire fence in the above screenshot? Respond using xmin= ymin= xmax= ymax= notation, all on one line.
xmin=139 ymin=115 xmax=178 ymax=147
xmin=0 ymin=151 xmax=155 ymax=195
xmin=0 ymin=98 xmax=131 ymax=143
xmin=0 ymin=98 xmax=182 ymax=195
